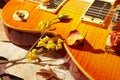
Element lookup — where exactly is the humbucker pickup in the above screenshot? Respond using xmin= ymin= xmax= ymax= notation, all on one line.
xmin=81 ymin=0 xmax=112 ymax=25
xmin=25 ymin=0 xmax=68 ymax=13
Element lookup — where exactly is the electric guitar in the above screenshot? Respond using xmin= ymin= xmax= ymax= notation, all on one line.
xmin=1 ymin=0 xmax=120 ymax=80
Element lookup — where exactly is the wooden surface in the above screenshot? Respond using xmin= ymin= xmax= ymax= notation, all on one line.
xmin=1 ymin=0 xmax=120 ymax=80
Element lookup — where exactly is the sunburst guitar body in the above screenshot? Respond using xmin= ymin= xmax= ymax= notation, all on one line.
xmin=1 ymin=0 xmax=120 ymax=80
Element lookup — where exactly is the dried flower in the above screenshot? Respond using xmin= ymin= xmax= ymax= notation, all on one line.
xmin=37 ymin=20 xmax=50 ymax=31
xmin=55 ymin=44 xmax=62 ymax=50
xmin=56 ymin=14 xmax=69 ymax=21
xmin=46 ymin=39 xmax=56 ymax=50
xmin=0 ymin=14 xmax=68 ymax=64
xmin=37 ymin=36 xmax=63 ymax=50
xmin=66 ymin=30 xmax=84 ymax=46
xmin=105 ymin=31 xmax=120 ymax=54
xmin=26 ymin=49 xmax=38 ymax=61
xmin=37 ymin=14 xmax=68 ymax=31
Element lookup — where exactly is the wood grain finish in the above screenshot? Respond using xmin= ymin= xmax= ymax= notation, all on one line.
xmin=1 ymin=0 xmax=120 ymax=80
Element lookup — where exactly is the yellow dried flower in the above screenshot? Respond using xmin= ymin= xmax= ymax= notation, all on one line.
xmin=37 ymin=36 xmax=63 ymax=51
xmin=57 ymin=38 xmax=63 ymax=44
xmin=42 ymin=36 xmax=50 ymax=42
xmin=56 ymin=14 xmax=69 ymax=21
xmin=37 ymin=20 xmax=49 ymax=30
xmin=46 ymin=40 xmax=56 ymax=50
xmin=55 ymin=44 xmax=62 ymax=50
xmin=36 ymin=40 xmax=46 ymax=47
xmin=26 ymin=49 xmax=38 ymax=61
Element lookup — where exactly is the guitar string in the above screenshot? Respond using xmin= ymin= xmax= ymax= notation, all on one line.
xmin=64 ymin=2 xmax=120 ymax=21
xmin=67 ymin=3 xmax=116 ymax=13
xmin=25 ymin=0 xmax=119 ymax=16
xmin=64 ymin=0 xmax=120 ymax=16
xmin=64 ymin=5 xmax=119 ymax=19
xmin=25 ymin=0 xmax=116 ymax=14
xmin=24 ymin=0 xmax=119 ymax=19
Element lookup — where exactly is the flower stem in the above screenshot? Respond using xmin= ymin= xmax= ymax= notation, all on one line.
xmin=0 ymin=14 xmax=68 ymax=64
xmin=0 ymin=27 xmax=48 ymax=64
xmin=0 ymin=57 xmax=26 ymax=64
